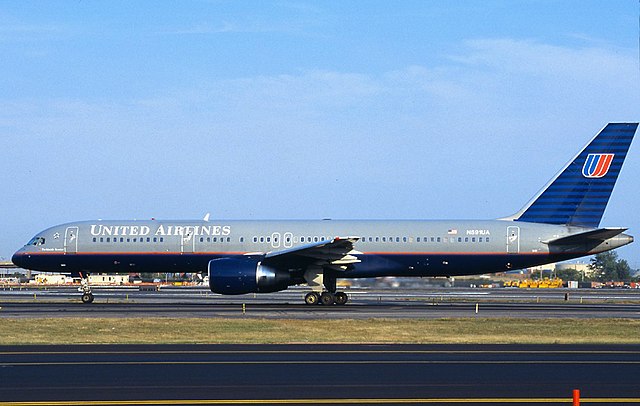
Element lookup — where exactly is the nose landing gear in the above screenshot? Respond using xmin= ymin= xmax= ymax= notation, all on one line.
xmin=79 ymin=273 xmax=94 ymax=304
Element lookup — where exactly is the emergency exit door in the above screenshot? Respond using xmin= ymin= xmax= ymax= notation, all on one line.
xmin=506 ymin=226 xmax=520 ymax=254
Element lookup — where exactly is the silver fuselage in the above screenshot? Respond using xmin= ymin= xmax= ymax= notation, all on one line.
xmin=12 ymin=219 xmax=633 ymax=278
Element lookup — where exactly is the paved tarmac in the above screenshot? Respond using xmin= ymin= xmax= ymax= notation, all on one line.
xmin=2 ymin=301 xmax=640 ymax=319
xmin=2 ymin=286 xmax=640 ymax=319
xmin=0 ymin=344 xmax=639 ymax=405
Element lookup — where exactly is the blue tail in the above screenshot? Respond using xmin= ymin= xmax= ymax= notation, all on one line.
xmin=513 ymin=122 xmax=637 ymax=228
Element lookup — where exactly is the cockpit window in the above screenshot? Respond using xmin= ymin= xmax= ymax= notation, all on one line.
xmin=27 ymin=237 xmax=46 ymax=246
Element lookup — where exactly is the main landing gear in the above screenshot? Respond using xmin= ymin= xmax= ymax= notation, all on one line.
xmin=304 ymin=291 xmax=348 ymax=306
xmin=79 ymin=273 xmax=94 ymax=304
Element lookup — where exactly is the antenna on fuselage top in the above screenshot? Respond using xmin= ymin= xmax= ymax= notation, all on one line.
xmin=203 ymin=213 xmax=211 ymax=222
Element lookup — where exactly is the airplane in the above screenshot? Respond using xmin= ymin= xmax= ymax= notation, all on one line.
xmin=12 ymin=122 xmax=638 ymax=305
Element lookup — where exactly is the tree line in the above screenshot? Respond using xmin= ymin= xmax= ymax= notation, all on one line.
xmin=554 ymin=251 xmax=637 ymax=282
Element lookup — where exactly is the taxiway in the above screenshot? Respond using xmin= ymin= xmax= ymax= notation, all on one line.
xmin=1 ymin=286 xmax=640 ymax=319
xmin=0 ymin=344 xmax=639 ymax=405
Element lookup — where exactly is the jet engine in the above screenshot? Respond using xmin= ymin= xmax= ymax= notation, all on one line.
xmin=208 ymin=257 xmax=291 ymax=295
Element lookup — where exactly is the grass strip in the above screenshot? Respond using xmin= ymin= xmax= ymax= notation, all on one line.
xmin=1 ymin=318 xmax=639 ymax=345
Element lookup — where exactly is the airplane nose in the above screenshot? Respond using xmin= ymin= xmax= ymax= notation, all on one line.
xmin=11 ymin=252 xmax=26 ymax=269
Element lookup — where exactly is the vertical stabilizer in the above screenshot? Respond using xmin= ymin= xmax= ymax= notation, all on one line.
xmin=512 ymin=122 xmax=637 ymax=228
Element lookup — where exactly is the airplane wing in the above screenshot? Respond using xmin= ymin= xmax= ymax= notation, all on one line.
xmin=543 ymin=228 xmax=628 ymax=245
xmin=253 ymin=237 xmax=361 ymax=271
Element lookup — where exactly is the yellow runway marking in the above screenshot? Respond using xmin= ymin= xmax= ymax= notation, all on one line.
xmin=2 ymin=398 xmax=640 ymax=405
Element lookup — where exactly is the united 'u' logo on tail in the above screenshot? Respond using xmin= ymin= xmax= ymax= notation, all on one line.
xmin=582 ymin=153 xmax=614 ymax=178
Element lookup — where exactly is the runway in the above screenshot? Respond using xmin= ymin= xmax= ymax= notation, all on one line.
xmin=2 ymin=286 xmax=640 ymax=319
xmin=2 ymin=301 xmax=640 ymax=319
xmin=1 ymin=344 xmax=639 ymax=405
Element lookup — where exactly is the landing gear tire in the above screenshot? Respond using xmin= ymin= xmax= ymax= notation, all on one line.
xmin=334 ymin=292 xmax=348 ymax=305
xmin=79 ymin=272 xmax=94 ymax=304
xmin=320 ymin=292 xmax=335 ymax=306
xmin=305 ymin=292 xmax=320 ymax=305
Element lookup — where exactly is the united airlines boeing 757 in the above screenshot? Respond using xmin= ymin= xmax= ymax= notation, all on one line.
xmin=12 ymin=123 xmax=638 ymax=304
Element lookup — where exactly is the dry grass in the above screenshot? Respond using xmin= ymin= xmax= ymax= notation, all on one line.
xmin=1 ymin=318 xmax=639 ymax=345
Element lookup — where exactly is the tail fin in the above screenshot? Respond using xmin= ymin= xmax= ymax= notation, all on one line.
xmin=511 ymin=122 xmax=637 ymax=228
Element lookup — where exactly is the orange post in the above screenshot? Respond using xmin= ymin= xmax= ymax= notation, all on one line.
xmin=573 ymin=389 xmax=580 ymax=406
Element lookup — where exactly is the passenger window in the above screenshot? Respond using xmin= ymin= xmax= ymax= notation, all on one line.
xmin=457 ymin=237 xmax=462 ymax=243
xmin=382 ymin=237 xmax=386 ymax=242
xmin=93 ymin=238 xmax=97 ymax=243
xmin=437 ymin=237 xmax=441 ymax=243
xmin=417 ymin=237 xmax=421 ymax=242
xmin=240 ymin=237 xmax=244 ymax=243
xmin=253 ymin=237 xmax=258 ymax=243
xmin=465 ymin=237 xmax=469 ymax=243
xmin=403 ymin=237 xmax=407 ymax=242
xmin=472 ymin=237 xmax=476 ymax=243
xmin=486 ymin=238 xmax=490 ymax=243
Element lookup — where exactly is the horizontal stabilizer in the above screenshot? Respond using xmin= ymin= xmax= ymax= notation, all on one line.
xmin=543 ymin=228 xmax=628 ymax=245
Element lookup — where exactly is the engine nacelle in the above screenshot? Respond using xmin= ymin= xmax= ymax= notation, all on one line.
xmin=208 ymin=257 xmax=291 ymax=295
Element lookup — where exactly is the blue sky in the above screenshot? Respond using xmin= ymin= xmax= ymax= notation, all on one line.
xmin=1 ymin=1 xmax=639 ymax=266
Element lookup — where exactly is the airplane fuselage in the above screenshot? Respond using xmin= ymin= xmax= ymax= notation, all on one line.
xmin=12 ymin=219 xmax=633 ymax=279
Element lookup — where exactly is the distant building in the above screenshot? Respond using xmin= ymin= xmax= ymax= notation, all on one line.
xmin=555 ymin=262 xmax=593 ymax=278
xmin=529 ymin=264 xmax=555 ymax=278
xmin=88 ymin=274 xmax=129 ymax=285
xmin=35 ymin=273 xmax=74 ymax=285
